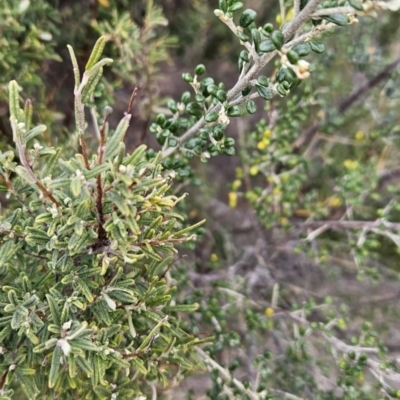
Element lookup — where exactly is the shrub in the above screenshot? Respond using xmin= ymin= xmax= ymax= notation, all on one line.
xmin=0 ymin=40 xmax=206 ymax=399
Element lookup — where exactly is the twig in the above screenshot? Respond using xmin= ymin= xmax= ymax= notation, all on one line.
xmin=299 ymin=219 xmax=400 ymax=231
xmin=96 ymin=107 xmax=110 ymax=242
xmin=11 ymin=120 xmax=60 ymax=207
xmin=293 ymin=55 xmax=400 ymax=151
xmin=311 ymin=6 xmax=356 ymax=16
xmin=126 ymin=87 xmax=138 ymax=115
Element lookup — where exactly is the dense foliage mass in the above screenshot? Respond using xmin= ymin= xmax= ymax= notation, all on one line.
xmin=0 ymin=0 xmax=400 ymax=399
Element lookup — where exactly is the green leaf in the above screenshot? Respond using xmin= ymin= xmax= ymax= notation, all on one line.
xmin=349 ymin=0 xmax=364 ymax=10
xmin=124 ymin=144 xmax=147 ymax=165
xmin=81 ymin=67 xmax=103 ymax=104
xmin=309 ymin=40 xmax=326 ymax=53
xmin=172 ymin=219 xmax=206 ymax=238
xmin=216 ymin=90 xmax=227 ymax=102
xmin=239 ymin=9 xmax=257 ymax=28
xmin=15 ymin=166 xmax=36 ymax=185
xmin=49 ymin=345 xmax=63 ymax=388
xmin=219 ymin=0 xmax=228 ymax=12
xmin=246 ymin=100 xmax=257 ymax=114
xmin=287 ymin=50 xmax=299 ymax=64
xmin=70 ymin=338 xmax=98 ymax=352
xmin=195 ymin=64 xmax=206 ymax=76
xmin=251 ymin=29 xmax=261 ymax=50
xmin=104 ymin=114 xmax=131 ymax=160
xmin=257 ymin=76 xmax=269 ymax=87
xmin=85 ymin=36 xmax=107 ymax=71
xmin=67 ymin=45 xmax=80 ymax=88
xmin=163 ymin=303 xmax=199 ymax=312
xmin=322 ymin=14 xmax=350 ymax=26
xmin=83 ymin=163 xmax=110 ymax=179
xmin=228 ymin=2 xmax=244 ymax=12
xmin=236 ymin=31 xmax=250 ymax=42
xmin=76 ymin=355 xmax=93 ymax=377
xmin=8 ymin=80 xmax=21 ymax=120
xmin=256 ymin=85 xmax=273 ymax=100
xmin=271 ymin=30 xmax=284 ymax=49
xmin=226 ymin=105 xmax=242 ymax=117
xmin=239 ymin=50 xmax=249 ymax=62
xmin=15 ymin=369 xmax=39 ymax=400
xmin=0 ymin=240 xmax=18 ymax=267
xmin=23 ymin=124 xmax=47 ymax=144
xmin=205 ymin=112 xmax=219 ymax=122
xmin=259 ymin=40 xmax=276 ymax=53
xmin=293 ymin=43 xmax=311 ymax=57
xmin=41 ymin=147 xmax=61 ymax=179
xmin=186 ymin=102 xmax=203 ymax=118
xmin=46 ymin=294 xmax=61 ymax=326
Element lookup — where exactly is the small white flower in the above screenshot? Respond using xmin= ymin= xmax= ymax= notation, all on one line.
xmin=57 ymin=339 xmax=71 ymax=356
xmin=62 ymin=320 xmax=72 ymax=330
xmin=218 ymin=109 xmax=230 ymax=125
xmin=177 ymin=102 xmax=185 ymax=113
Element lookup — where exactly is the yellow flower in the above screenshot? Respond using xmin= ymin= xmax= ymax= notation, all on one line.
xmin=355 ymin=130 xmax=364 ymax=141
xmin=263 ymin=129 xmax=272 ymax=139
xmin=246 ymin=191 xmax=258 ymax=202
xmin=189 ymin=209 xmax=198 ymax=218
xmin=272 ymin=187 xmax=281 ymax=196
xmin=232 ymin=179 xmax=242 ymax=190
xmin=286 ymin=7 xmax=294 ymax=21
xmin=265 ymin=307 xmax=274 ymax=317
xmin=235 ymin=167 xmax=244 ymax=179
xmin=327 ymin=196 xmax=342 ymax=208
xmin=337 ymin=318 xmax=347 ymax=330
xmin=343 ymin=159 xmax=359 ymax=170
xmin=228 ymin=192 xmax=238 ymax=208
xmin=257 ymin=138 xmax=270 ymax=150
xmin=249 ymin=166 xmax=259 ymax=176
xmin=275 ymin=8 xmax=294 ymax=26
xmin=280 ymin=217 xmax=289 ymax=226
xmin=98 ymin=0 xmax=110 ymax=7
xmin=210 ymin=253 xmax=218 ymax=262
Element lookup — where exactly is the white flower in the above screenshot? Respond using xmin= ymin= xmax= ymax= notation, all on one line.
xmin=57 ymin=339 xmax=71 ymax=356
xmin=218 ymin=109 xmax=230 ymax=125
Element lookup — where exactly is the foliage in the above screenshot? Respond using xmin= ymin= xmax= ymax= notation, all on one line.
xmin=0 ymin=0 xmax=175 ymax=147
xmin=1 ymin=0 xmax=400 ymax=399
xmin=0 ymin=40 xmax=207 ymax=399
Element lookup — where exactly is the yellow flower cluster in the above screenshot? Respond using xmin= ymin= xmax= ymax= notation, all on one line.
xmin=210 ymin=253 xmax=218 ymax=262
xmin=354 ymin=130 xmax=364 ymax=141
xmin=265 ymin=307 xmax=275 ymax=317
xmin=228 ymin=192 xmax=238 ymax=208
xmin=232 ymin=179 xmax=241 ymax=190
xmin=276 ymin=8 xmax=294 ymax=26
xmin=249 ymin=165 xmax=259 ymax=176
xmin=257 ymin=129 xmax=272 ymax=151
xmin=343 ymin=159 xmax=359 ymax=170
xmin=98 ymin=0 xmax=110 ymax=7
xmin=327 ymin=196 xmax=342 ymax=208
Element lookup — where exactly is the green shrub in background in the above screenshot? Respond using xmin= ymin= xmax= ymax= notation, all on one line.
xmin=1 ymin=0 xmax=400 ymax=399
xmin=0 ymin=0 xmax=175 ymax=146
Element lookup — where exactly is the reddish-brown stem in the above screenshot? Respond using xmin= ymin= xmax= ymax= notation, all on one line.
xmin=127 ymin=87 xmax=138 ymax=115
xmin=17 ymin=145 xmax=61 ymax=207
xmin=79 ymin=135 xmax=90 ymax=170
xmin=96 ymin=108 xmax=110 ymax=242
xmin=158 ymin=255 xmax=186 ymax=280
